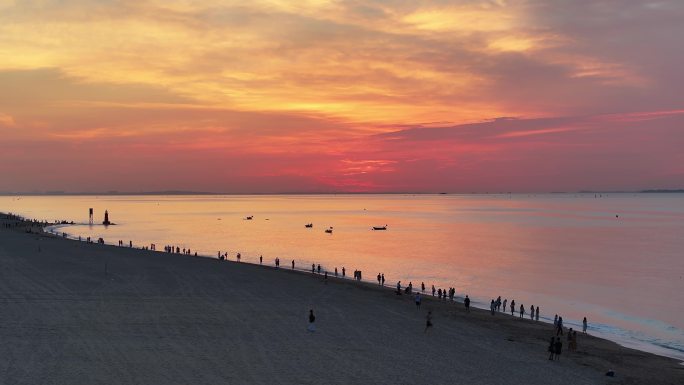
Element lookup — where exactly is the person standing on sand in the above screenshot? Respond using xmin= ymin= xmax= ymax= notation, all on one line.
xmin=421 ymin=282 xmax=425 ymax=292
xmin=554 ymin=337 xmax=562 ymax=360
xmin=381 ymin=274 xmax=385 ymax=286
xmin=548 ymin=336 xmax=555 ymax=360
xmin=554 ymin=314 xmax=558 ymax=327
xmin=519 ymin=304 xmax=525 ymax=318
xmin=556 ymin=316 xmax=564 ymax=336
xmin=535 ymin=306 xmax=540 ymax=321
xmin=583 ymin=317 xmax=588 ymax=333
xmin=502 ymin=299 xmax=507 ymax=313
xmin=510 ymin=300 xmax=515 ymax=315
xmin=530 ymin=305 xmax=534 ymax=320
xmin=490 ymin=300 xmax=495 ymax=315
xmin=396 ymin=281 xmax=402 ymax=295
xmin=464 ymin=295 xmax=470 ymax=312
xmin=335 ymin=267 xmax=338 ymax=277
xmin=307 ymin=309 xmax=316 ymax=332
xmin=415 ymin=293 xmax=421 ymax=309
xmin=312 ymin=264 xmax=315 ymax=274
xmin=260 ymin=255 xmax=262 ymax=264
xmin=342 ymin=267 xmax=346 ymax=277
xmin=424 ymin=311 xmax=433 ymax=333
xmin=377 ymin=273 xmax=381 ymax=285
xmin=317 ymin=264 xmax=321 ymax=274
xmin=292 ymin=260 xmax=295 ymax=269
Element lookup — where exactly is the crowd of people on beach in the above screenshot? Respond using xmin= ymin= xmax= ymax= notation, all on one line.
xmin=4 ymin=212 xmax=594 ymax=364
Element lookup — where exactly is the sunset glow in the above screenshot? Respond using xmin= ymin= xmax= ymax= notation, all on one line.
xmin=1 ymin=1 xmax=683 ymax=192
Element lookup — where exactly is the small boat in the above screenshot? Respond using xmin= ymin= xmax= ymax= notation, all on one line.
xmin=305 ymin=223 xmax=313 ymax=228
xmin=325 ymin=227 xmax=333 ymax=234
xmin=372 ymin=225 xmax=388 ymax=231
xmin=245 ymin=216 xmax=253 ymax=220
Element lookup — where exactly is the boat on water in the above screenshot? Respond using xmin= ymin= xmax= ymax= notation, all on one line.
xmin=245 ymin=216 xmax=253 ymax=220
xmin=372 ymin=225 xmax=388 ymax=230
xmin=305 ymin=223 xmax=313 ymax=228
xmin=325 ymin=227 xmax=333 ymax=234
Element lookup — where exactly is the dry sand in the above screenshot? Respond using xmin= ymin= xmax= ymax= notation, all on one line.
xmin=1 ymin=214 xmax=682 ymax=384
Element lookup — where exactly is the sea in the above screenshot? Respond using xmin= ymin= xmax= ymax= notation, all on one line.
xmin=2 ymin=193 xmax=683 ymax=361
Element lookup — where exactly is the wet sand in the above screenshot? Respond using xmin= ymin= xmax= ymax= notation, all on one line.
xmin=1 ymin=214 xmax=682 ymax=384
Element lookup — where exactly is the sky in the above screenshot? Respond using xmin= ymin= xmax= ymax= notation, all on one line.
xmin=1 ymin=0 xmax=683 ymax=193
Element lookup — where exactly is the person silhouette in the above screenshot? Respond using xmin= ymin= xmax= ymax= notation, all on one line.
xmin=554 ymin=337 xmax=562 ymax=360
xmin=424 ymin=311 xmax=433 ymax=333
xmin=307 ymin=309 xmax=316 ymax=332
xmin=464 ymin=295 xmax=470 ymax=312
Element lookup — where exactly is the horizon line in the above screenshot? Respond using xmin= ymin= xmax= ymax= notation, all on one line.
xmin=1 ymin=189 xmax=683 ymax=196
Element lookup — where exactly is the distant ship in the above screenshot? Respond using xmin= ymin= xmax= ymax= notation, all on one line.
xmin=325 ymin=227 xmax=333 ymax=234
xmin=372 ymin=225 xmax=388 ymax=231
xmin=305 ymin=223 xmax=313 ymax=228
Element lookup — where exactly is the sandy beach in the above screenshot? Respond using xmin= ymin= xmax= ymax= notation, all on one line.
xmin=1 ymin=214 xmax=682 ymax=384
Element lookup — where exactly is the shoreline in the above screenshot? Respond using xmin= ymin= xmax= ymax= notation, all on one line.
xmin=1 ymin=212 xmax=682 ymax=384
xmin=41 ymin=220 xmax=684 ymax=363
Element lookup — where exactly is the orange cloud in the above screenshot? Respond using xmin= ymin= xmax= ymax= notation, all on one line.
xmin=0 ymin=1 xmax=682 ymax=192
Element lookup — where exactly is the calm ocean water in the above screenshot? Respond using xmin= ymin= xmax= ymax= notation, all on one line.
xmin=2 ymin=194 xmax=683 ymax=360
